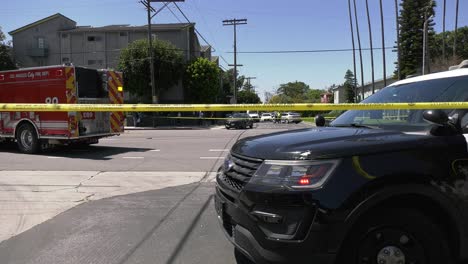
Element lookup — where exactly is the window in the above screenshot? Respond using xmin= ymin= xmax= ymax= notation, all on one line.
xmin=332 ymin=76 xmax=468 ymax=132
xmin=119 ymin=32 xmax=128 ymax=37
xmin=88 ymin=60 xmax=96 ymax=65
xmin=62 ymin=57 xmax=70 ymax=63
xmin=62 ymin=33 xmax=68 ymax=38
xmin=88 ymin=36 xmax=102 ymax=41
xmin=97 ymin=60 xmax=103 ymax=65
xmin=37 ymin=37 xmax=45 ymax=49
xmin=75 ymin=67 xmax=106 ymax=98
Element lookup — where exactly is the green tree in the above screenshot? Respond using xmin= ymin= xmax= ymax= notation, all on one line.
xmin=396 ymin=0 xmax=436 ymax=79
xmin=343 ymin=70 xmax=356 ymax=103
xmin=268 ymin=94 xmax=294 ymax=104
xmin=307 ymin=89 xmax=324 ymax=103
xmin=220 ymin=68 xmax=246 ymax=103
xmin=118 ymin=39 xmax=183 ymax=102
xmin=277 ymin=81 xmax=310 ymax=99
xmin=185 ymin=57 xmax=220 ymax=103
xmin=270 ymin=81 xmax=326 ymax=104
xmin=0 ymin=27 xmax=16 ymax=71
xmin=431 ymin=26 xmax=468 ymax=70
xmin=237 ymin=90 xmax=261 ymax=104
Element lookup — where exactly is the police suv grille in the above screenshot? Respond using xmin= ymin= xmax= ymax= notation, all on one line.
xmin=223 ymin=153 xmax=263 ymax=192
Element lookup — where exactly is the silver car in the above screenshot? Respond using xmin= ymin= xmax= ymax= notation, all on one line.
xmin=281 ymin=112 xmax=302 ymax=123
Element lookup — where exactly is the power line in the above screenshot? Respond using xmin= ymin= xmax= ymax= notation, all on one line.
xmin=173 ymin=2 xmax=215 ymax=51
xmin=228 ymin=47 xmax=394 ymax=54
xmin=166 ymin=5 xmax=183 ymax=23
xmin=220 ymin=55 xmax=230 ymax=65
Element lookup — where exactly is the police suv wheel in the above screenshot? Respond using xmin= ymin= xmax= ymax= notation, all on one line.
xmin=338 ymin=208 xmax=453 ymax=264
xmin=16 ymin=123 xmax=40 ymax=154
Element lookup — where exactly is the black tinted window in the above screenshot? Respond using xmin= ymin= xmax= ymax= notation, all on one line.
xmin=75 ymin=67 xmax=106 ymax=98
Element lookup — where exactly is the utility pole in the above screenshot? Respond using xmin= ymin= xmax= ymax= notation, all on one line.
xmin=365 ymin=0 xmax=375 ymax=94
xmin=395 ymin=0 xmax=401 ymax=80
xmin=442 ymin=0 xmax=447 ymax=63
xmin=141 ymin=0 xmax=183 ymax=104
xmin=353 ymin=0 xmax=365 ymax=100
xmin=223 ymin=18 xmax=247 ymax=104
xmin=347 ymin=0 xmax=358 ymax=102
xmin=379 ymin=0 xmax=387 ymax=86
xmin=245 ymin=77 xmax=256 ymax=92
xmin=454 ymin=0 xmax=459 ymax=60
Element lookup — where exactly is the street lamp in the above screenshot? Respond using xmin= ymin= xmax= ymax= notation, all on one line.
xmin=422 ymin=14 xmax=434 ymax=75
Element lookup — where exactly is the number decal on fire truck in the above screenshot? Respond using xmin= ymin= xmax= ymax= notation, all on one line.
xmin=45 ymin=97 xmax=59 ymax=104
xmin=81 ymin=112 xmax=95 ymax=120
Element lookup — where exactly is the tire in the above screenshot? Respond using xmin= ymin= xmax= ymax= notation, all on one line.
xmin=234 ymin=248 xmax=255 ymax=264
xmin=337 ymin=208 xmax=453 ymax=264
xmin=16 ymin=123 xmax=41 ymax=154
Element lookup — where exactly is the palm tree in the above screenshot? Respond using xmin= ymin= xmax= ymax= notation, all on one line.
xmin=454 ymin=0 xmax=459 ymax=59
xmin=348 ymin=0 xmax=358 ymax=101
xmin=379 ymin=0 xmax=386 ymax=86
xmin=365 ymin=0 xmax=375 ymax=94
xmin=442 ymin=0 xmax=446 ymax=62
xmin=353 ymin=0 xmax=365 ymax=100
xmin=395 ymin=0 xmax=401 ymax=80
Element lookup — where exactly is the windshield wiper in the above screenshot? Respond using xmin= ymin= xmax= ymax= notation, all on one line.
xmin=332 ymin=123 xmax=379 ymax=129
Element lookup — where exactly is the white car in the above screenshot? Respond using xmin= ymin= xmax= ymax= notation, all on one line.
xmin=247 ymin=111 xmax=260 ymax=122
xmin=260 ymin=113 xmax=273 ymax=122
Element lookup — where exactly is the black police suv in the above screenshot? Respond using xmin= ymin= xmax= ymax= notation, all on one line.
xmin=215 ymin=68 xmax=468 ymax=264
xmin=226 ymin=113 xmax=254 ymax=129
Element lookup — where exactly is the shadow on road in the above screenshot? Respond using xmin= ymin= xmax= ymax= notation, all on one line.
xmin=0 ymin=142 xmax=152 ymax=160
xmin=0 ymin=183 xmax=234 ymax=264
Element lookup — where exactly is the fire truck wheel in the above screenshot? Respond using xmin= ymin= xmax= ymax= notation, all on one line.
xmin=16 ymin=123 xmax=41 ymax=154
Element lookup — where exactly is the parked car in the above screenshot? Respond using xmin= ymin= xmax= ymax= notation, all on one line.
xmin=247 ymin=111 xmax=260 ymax=122
xmin=225 ymin=113 xmax=254 ymax=129
xmin=260 ymin=113 xmax=273 ymax=122
xmin=281 ymin=112 xmax=302 ymax=123
xmin=216 ymin=67 xmax=468 ymax=264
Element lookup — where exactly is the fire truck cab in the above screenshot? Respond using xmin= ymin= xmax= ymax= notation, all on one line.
xmin=0 ymin=65 xmax=125 ymax=154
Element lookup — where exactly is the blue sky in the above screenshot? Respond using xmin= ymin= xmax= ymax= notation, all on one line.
xmin=1 ymin=0 xmax=467 ymax=100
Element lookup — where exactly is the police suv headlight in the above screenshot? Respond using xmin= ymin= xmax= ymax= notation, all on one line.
xmin=250 ymin=160 xmax=340 ymax=189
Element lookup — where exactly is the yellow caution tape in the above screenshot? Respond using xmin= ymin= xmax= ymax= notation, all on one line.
xmin=1 ymin=102 xmax=468 ymax=112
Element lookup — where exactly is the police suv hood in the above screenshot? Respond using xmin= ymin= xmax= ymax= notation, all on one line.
xmin=231 ymin=127 xmax=432 ymax=160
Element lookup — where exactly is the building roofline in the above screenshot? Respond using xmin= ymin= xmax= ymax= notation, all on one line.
xmin=59 ymin=23 xmax=195 ymax=33
xmin=9 ymin=13 xmax=76 ymax=35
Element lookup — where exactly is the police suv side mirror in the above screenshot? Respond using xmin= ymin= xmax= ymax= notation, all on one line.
xmin=423 ymin=110 xmax=449 ymax=126
xmin=315 ymin=115 xmax=326 ymax=127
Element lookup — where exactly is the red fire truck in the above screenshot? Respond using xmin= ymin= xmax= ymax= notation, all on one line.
xmin=0 ymin=65 xmax=125 ymax=153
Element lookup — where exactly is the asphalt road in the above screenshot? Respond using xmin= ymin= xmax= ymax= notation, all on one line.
xmin=0 ymin=122 xmax=311 ymax=171
xmin=0 ymin=122 xmax=313 ymax=264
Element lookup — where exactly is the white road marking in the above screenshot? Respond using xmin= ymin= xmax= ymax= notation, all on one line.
xmin=122 ymin=157 xmax=144 ymax=159
xmin=200 ymin=157 xmax=223 ymax=160
xmin=150 ymin=149 xmax=161 ymax=152
xmin=200 ymin=156 xmax=224 ymax=159
xmin=209 ymin=149 xmax=229 ymax=152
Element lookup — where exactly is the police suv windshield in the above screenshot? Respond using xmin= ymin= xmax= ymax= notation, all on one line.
xmin=332 ymin=75 xmax=468 ymax=132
